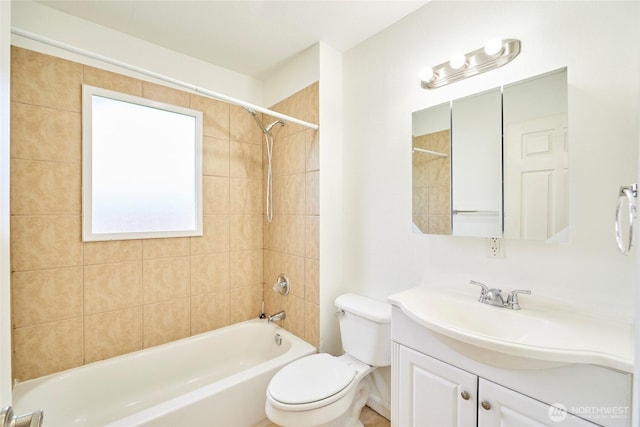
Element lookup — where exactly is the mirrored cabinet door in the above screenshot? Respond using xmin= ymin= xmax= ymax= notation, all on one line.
xmin=412 ymin=102 xmax=451 ymax=235
xmin=451 ymin=88 xmax=502 ymax=238
xmin=503 ymin=69 xmax=568 ymax=242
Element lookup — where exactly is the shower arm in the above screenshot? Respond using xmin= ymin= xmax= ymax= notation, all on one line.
xmin=247 ymin=108 xmax=285 ymax=135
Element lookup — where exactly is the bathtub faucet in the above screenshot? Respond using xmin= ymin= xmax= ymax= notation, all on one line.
xmin=1 ymin=406 xmax=44 ymax=427
xmin=268 ymin=311 xmax=286 ymax=323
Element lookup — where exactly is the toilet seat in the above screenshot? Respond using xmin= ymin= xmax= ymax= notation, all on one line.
xmin=268 ymin=354 xmax=357 ymax=411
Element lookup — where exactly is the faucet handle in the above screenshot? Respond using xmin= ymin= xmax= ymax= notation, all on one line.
xmin=469 ymin=280 xmax=489 ymax=300
xmin=506 ymin=289 xmax=531 ymax=310
xmin=272 ymin=273 xmax=290 ymax=296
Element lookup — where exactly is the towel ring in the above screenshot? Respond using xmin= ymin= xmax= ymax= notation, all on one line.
xmin=615 ymin=184 xmax=637 ymax=255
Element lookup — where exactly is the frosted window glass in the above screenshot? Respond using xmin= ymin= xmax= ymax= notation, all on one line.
xmin=82 ymin=85 xmax=202 ymax=241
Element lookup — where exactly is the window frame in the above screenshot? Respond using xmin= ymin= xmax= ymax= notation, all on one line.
xmin=81 ymin=84 xmax=203 ymax=242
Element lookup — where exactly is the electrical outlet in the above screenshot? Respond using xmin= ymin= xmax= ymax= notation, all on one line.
xmin=487 ymin=237 xmax=505 ymax=258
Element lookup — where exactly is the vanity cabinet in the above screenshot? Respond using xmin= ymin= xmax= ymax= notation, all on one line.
xmin=391 ymin=307 xmax=632 ymax=427
xmin=396 ymin=344 xmax=476 ymax=426
xmin=395 ymin=344 xmax=596 ymax=427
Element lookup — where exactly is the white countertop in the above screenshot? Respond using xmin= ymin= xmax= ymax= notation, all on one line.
xmin=388 ymin=285 xmax=634 ymax=373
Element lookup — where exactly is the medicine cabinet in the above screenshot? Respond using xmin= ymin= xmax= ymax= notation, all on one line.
xmin=411 ymin=68 xmax=568 ymax=240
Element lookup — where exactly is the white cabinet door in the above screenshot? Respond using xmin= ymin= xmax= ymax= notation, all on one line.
xmin=478 ymin=380 xmax=597 ymax=427
xmin=396 ymin=344 xmax=477 ymax=427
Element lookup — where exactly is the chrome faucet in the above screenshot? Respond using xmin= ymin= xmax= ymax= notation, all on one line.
xmin=268 ymin=310 xmax=286 ymax=323
xmin=505 ymin=289 xmax=531 ymax=310
xmin=469 ymin=280 xmax=530 ymax=310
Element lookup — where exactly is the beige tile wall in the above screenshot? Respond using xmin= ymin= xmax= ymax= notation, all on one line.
xmin=263 ymin=83 xmax=320 ymax=349
xmin=10 ymin=47 xmax=314 ymax=381
xmin=412 ymin=130 xmax=451 ymax=234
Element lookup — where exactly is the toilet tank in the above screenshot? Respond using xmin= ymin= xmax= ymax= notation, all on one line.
xmin=335 ymin=293 xmax=392 ymax=367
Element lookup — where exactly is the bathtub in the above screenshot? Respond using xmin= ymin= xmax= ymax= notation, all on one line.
xmin=12 ymin=319 xmax=316 ymax=427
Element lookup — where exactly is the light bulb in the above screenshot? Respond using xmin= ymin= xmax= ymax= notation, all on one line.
xmin=484 ymin=38 xmax=503 ymax=56
xmin=449 ymin=53 xmax=466 ymax=70
xmin=419 ymin=66 xmax=435 ymax=82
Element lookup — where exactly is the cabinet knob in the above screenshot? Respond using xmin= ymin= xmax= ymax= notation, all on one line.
xmin=481 ymin=401 xmax=492 ymax=411
xmin=460 ymin=391 xmax=470 ymax=400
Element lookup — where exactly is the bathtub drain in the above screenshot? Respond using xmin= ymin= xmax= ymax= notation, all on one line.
xmin=274 ymin=333 xmax=282 ymax=346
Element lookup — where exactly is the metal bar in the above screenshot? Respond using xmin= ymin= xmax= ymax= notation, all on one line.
xmin=452 ymin=210 xmax=499 ymax=216
xmin=11 ymin=27 xmax=320 ymax=131
xmin=412 ymin=147 xmax=448 ymax=157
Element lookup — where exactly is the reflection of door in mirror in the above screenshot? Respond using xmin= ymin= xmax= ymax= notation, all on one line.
xmin=503 ymin=69 xmax=568 ymax=241
xmin=412 ymin=103 xmax=451 ymax=234
xmin=451 ymin=89 xmax=502 ymax=237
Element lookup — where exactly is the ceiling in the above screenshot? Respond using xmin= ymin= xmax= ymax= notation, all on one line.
xmin=37 ymin=0 xmax=429 ymax=79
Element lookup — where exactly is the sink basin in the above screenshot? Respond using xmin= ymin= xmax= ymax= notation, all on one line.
xmin=388 ymin=285 xmax=633 ymax=372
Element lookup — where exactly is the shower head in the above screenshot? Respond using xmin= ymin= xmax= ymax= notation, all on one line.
xmin=265 ymin=120 xmax=285 ymax=133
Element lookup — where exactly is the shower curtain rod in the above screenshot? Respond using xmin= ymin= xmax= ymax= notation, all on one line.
xmin=11 ymin=27 xmax=320 ymax=131
xmin=412 ymin=147 xmax=448 ymax=157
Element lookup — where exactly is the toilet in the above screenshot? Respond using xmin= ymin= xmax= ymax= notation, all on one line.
xmin=265 ymin=293 xmax=392 ymax=427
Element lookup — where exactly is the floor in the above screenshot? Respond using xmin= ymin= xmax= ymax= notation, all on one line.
xmin=264 ymin=406 xmax=390 ymax=427
xmin=359 ymin=406 xmax=391 ymax=427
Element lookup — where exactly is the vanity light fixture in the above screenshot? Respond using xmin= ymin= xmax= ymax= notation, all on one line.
xmin=420 ymin=38 xmax=521 ymax=89
xmin=449 ymin=53 xmax=467 ymax=70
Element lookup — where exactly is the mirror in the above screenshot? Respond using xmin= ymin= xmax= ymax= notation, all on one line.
xmin=503 ymin=71 xmax=568 ymax=241
xmin=412 ymin=102 xmax=451 ymax=234
xmin=451 ymin=88 xmax=502 ymax=237
xmin=411 ymin=68 xmax=568 ymax=240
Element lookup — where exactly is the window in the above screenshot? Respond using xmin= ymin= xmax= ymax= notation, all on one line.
xmin=82 ymin=85 xmax=203 ymax=241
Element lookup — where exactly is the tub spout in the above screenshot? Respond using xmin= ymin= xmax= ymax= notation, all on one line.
xmin=15 ymin=410 xmax=43 ymax=427
xmin=268 ymin=311 xmax=286 ymax=323
xmin=1 ymin=407 xmax=43 ymax=427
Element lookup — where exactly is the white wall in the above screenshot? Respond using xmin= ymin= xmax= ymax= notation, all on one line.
xmin=317 ymin=43 xmax=344 ymax=356
xmin=342 ymin=1 xmax=639 ymax=322
xmin=634 ymin=5 xmax=640 ymax=422
xmin=262 ymin=43 xmax=319 ymax=108
xmin=0 ymin=0 xmax=12 ymax=406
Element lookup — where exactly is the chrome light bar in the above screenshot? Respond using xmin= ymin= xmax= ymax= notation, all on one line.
xmin=421 ymin=39 xmax=521 ymax=89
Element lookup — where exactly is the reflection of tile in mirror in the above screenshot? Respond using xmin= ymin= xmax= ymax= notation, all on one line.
xmin=429 ymin=187 xmax=451 ymax=215
xmin=413 ymin=187 xmax=430 ymax=214
xmin=413 ymin=215 xmax=429 ymax=234
xmin=429 ymin=214 xmax=451 ymax=235
xmin=412 ymin=129 xmax=451 ymax=234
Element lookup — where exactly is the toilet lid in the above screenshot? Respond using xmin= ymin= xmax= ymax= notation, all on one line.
xmin=269 ymin=353 xmax=356 ymax=405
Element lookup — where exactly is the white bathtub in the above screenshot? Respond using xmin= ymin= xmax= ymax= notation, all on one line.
xmin=13 ymin=319 xmax=316 ymax=427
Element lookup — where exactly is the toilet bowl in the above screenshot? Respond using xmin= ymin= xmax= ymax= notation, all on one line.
xmin=265 ymin=294 xmax=391 ymax=427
